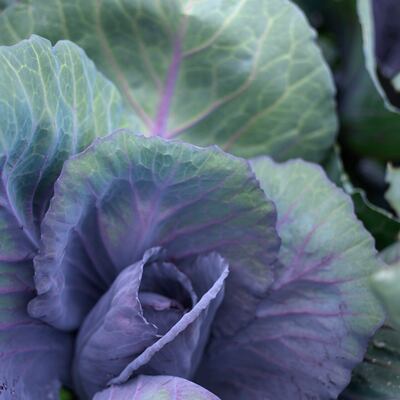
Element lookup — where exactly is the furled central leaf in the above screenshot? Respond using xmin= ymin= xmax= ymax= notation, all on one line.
xmin=73 ymin=249 xmax=229 ymax=398
xmin=0 ymin=0 xmax=337 ymax=161
xmin=29 ymin=131 xmax=280 ymax=342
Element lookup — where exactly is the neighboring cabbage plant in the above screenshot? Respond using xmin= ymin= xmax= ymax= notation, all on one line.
xmin=0 ymin=36 xmax=383 ymax=400
xmin=357 ymin=0 xmax=400 ymax=112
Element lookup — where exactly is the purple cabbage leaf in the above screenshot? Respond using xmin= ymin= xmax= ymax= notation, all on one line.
xmin=194 ymin=157 xmax=384 ymax=399
xmin=0 ymin=35 xmax=135 ymax=398
xmin=73 ymin=248 xmax=229 ymax=398
xmin=27 ymin=129 xmax=280 ymax=398
xmin=29 ymin=131 xmax=279 ymax=335
xmin=0 ymin=30 xmax=385 ymax=400
xmin=0 ymin=0 xmax=337 ymax=161
xmin=28 ymin=130 xmax=383 ymax=399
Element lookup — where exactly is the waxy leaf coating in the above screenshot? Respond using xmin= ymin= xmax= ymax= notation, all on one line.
xmin=0 ymin=16 xmax=385 ymax=398
xmin=0 ymin=0 xmax=337 ymax=161
xmin=0 ymin=34 xmax=135 ymax=246
xmin=0 ymin=35 xmax=132 ymax=399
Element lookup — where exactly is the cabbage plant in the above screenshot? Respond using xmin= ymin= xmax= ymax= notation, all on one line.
xmin=0 ymin=35 xmax=383 ymax=400
xmin=0 ymin=1 xmax=387 ymax=399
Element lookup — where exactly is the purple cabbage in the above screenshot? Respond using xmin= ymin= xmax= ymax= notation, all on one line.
xmin=0 ymin=35 xmax=383 ymax=400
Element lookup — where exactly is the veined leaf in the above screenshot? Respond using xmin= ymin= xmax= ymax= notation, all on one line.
xmin=195 ymin=157 xmax=383 ymax=399
xmin=0 ymin=0 xmax=337 ymax=161
xmin=73 ymin=248 xmax=228 ymax=398
xmin=0 ymin=36 xmax=133 ymax=399
xmin=29 ymin=131 xmax=280 ymax=344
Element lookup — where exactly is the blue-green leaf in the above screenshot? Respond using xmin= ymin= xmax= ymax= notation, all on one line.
xmin=0 ymin=35 xmax=133 ymax=399
xmin=0 ymin=0 xmax=337 ymax=161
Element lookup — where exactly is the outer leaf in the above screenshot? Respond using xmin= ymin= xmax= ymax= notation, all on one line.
xmin=29 ymin=131 xmax=279 ymax=340
xmin=0 ymin=0 xmax=337 ymax=161
xmin=386 ymin=165 xmax=400 ymax=217
xmin=93 ymin=375 xmax=220 ymax=400
xmin=0 ymin=35 xmax=135 ymax=245
xmin=357 ymin=0 xmax=400 ymax=111
xmin=0 ymin=259 xmax=72 ymax=400
xmin=196 ymin=157 xmax=383 ymax=399
xmin=0 ymin=36 xmax=132 ymax=399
